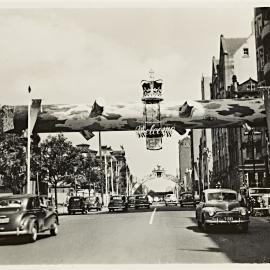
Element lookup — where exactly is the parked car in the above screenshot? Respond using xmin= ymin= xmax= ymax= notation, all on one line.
xmin=196 ymin=189 xmax=250 ymax=233
xmin=67 ymin=196 xmax=87 ymax=215
xmin=179 ymin=192 xmax=196 ymax=207
xmin=164 ymin=194 xmax=178 ymax=206
xmin=108 ymin=195 xmax=128 ymax=212
xmin=245 ymin=188 xmax=270 ymax=216
xmin=0 ymin=194 xmax=59 ymax=242
xmin=128 ymin=195 xmax=136 ymax=208
xmin=85 ymin=196 xmax=102 ymax=212
xmin=135 ymin=195 xmax=151 ymax=209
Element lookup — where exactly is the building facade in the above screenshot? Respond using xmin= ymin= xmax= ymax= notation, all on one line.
xmin=178 ymin=136 xmax=192 ymax=192
xmin=211 ymin=32 xmax=267 ymax=190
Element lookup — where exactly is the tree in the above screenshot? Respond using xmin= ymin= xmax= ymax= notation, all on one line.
xmin=40 ymin=134 xmax=76 ymax=206
xmin=0 ymin=134 xmax=26 ymax=194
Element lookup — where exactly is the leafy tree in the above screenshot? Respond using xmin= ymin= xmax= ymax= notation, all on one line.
xmin=39 ymin=134 xmax=77 ymax=206
xmin=0 ymin=134 xmax=26 ymax=194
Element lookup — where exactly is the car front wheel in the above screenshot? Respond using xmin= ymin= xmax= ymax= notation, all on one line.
xmin=28 ymin=223 xmax=38 ymax=242
xmin=50 ymin=221 xmax=58 ymax=236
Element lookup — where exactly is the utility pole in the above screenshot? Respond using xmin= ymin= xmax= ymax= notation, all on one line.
xmin=27 ymin=86 xmax=32 ymax=194
xmin=98 ymin=132 xmax=104 ymax=205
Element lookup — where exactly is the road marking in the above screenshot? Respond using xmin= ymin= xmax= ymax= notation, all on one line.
xmin=149 ymin=207 xmax=156 ymax=225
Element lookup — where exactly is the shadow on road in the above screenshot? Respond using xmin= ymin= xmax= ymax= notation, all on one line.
xmin=188 ymin=216 xmax=270 ymax=263
xmin=0 ymin=233 xmax=52 ymax=246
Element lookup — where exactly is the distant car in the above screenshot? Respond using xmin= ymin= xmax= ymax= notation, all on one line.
xmin=0 ymin=194 xmax=59 ymax=242
xmin=67 ymin=196 xmax=87 ymax=215
xmin=108 ymin=195 xmax=128 ymax=212
xmin=147 ymin=195 xmax=153 ymax=205
xmin=246 ymin=188 xmax=270 ymax=216
xmin=127 ymin=195 xmax=136 ymax=208
xmin=164 ymin=194 xmax=178 ymax=206
xmin=135 ymin=195 xmax=151 ymax=209
xmin=85 ymin=196 xmax=102 ymax=212
xmin=179 ymin=192 xmax=196 ymax=207
xmin=196 ymin=189 xmax=250 ymax=233
xmin=153 ymin=197 xmax=159 ymax=203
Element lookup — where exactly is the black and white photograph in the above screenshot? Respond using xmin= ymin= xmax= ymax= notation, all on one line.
xmin=0 ymin=0 xmax=270 ymax=268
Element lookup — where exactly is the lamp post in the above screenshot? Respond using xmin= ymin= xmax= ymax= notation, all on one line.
xmin=73 ymin=165 xmax=78 ymax=196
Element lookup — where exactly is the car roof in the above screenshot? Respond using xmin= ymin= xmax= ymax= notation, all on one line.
xmin=203 ymin=188 xmax=237 ymax=194
xmin=0 ymin=194 xmax=36 ymax=200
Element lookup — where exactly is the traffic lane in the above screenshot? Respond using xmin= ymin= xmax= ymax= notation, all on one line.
xmin=0 ymin=207 xmax=158 ymax=264
xmin=189 ymin=216 xmax=270 ymax=263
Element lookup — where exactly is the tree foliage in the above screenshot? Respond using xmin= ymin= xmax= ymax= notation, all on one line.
xmin=0 ymin=134 xmax=26 ymax=194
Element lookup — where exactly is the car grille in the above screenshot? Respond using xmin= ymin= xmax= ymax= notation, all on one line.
xmin=214 ymin=211 xmax=239 ymax=218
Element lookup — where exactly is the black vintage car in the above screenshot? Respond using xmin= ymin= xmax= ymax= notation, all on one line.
xmin=85 ymin=196 xmax=102 ymax=212
xmin=67 ymin=196 xmax=87 ymax=215
xmin=134 ymin=195 xmax=150 ymax=209
xmin=179 ymin=192 xmax=196 ymax=207
xmin=0 ymin=194 xmax=59 ymax=242
xmin=108 ymin=195 xmax=128 ymax=212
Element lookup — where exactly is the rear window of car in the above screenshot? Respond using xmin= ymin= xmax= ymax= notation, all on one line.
xmin=207 ymin=192 xmax=237 ymax=201
xmin=249 ymin=188 xmax=270 ymax=194
xmin=0 ymin=199 xmax=23 ymax=209
xmin=112 ymin=196 xmax=122 ymax=200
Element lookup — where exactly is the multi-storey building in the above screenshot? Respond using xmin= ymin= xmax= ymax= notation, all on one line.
xmin=210 ymin=31 xmax=266 ymax=190
xmin=254 ymin=7 xmax=270 ymax=188
xmin=178 ymin=136 xmax=192 ymax=191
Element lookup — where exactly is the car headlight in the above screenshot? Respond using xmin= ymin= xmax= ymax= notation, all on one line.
xmin=208 ymin=209 xmax=215 ymax=217
xmin=240 ymin=208 xmax=247 ymax=216
xmin=257 ymin=197 xmax=262 ymax=203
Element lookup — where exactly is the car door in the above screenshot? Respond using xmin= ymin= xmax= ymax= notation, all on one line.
xmin=196 ymin=193 xmax=206 ymax=222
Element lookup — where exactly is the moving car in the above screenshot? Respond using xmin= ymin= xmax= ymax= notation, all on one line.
xmin=67 ymin=196 xmax=87 ymax=215
xmin=127 ymin=195 xmax=136 ymax=208
xmin=195 ymin=189 xmax=249 ymax=233
xmin=179 ymin=192 xmax=196 ymax=207
xmin=85 ymin=196 xmax=102 ymax=212
xmin=0 ymin=194 xmax=59 ymax=242
xmin=134 ymin=194 xmax=151 ymax=209
xmin=164 ymin=194 xmax=178 ymax=206
xmin=246 ymin=188 xmax=270 ymax=216
xmin=108 ymin=195 xmax=128 ymax=212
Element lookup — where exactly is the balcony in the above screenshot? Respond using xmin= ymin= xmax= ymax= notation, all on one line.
xmin=262 ymin=22 xmax=270 ymax=41
xmin=264 ymin=59 xmax=270 ymax=77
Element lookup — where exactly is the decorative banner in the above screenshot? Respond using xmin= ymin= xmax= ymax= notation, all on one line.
xmin=146 ymin=137 xmax=162 ymax=151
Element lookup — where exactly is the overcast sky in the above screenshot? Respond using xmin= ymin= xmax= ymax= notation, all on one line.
xmin=0 ymin=1 xmax=258 ymax=180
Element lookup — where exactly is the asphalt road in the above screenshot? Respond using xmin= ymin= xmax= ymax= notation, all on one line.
xmin=1 ymin=203 xmax=270 ymax=264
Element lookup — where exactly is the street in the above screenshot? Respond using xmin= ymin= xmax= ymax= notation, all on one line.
xmin=0 ymin=204 xmax=270 ymax=264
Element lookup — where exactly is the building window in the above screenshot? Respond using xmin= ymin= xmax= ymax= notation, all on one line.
xmin=243 ymin=48 xmax=249 ymax=57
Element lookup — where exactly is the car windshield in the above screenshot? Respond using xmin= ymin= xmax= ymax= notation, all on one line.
xmin=0 ymin=198 xmax=23 ymax=209
xmin=207 ymin=192 xmax=237 ymax=201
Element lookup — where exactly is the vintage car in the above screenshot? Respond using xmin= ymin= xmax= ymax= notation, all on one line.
xmin=164 ymin=194 xmax=178 ymax=206
xmin=108 ymin=195 xmax=128 ymax=212
xmin=246 ymin=188 xmax=270 ymax=216
xmin=67 ymin=196 xmax=87 ymax=215
xmin=127 ymin=195 xmax=136 ymax=208
xmin=0 ymin=194 xmax=59 ymax=242
xmin=196 ymin=189 xmax=249 ymax=233
xmin=85 ymin=196 xmax=102 ymax=212
xmin=179 ymin=192 xmax=196 ymax=207
xmin=134 ymin=194 xmax=151 ymax=209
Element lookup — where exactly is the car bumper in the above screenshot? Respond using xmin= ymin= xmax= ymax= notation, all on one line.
xmin=205 ymin=219 xmax=249 ymax=225
xmin=0 ymin=228 xmax=29 ymax=236
xmin=136 ymin=204 xmax=150 ymax=207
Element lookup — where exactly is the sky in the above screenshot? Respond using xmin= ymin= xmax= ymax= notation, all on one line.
xmin=0 ymin=1 xmax=259 ymax=181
